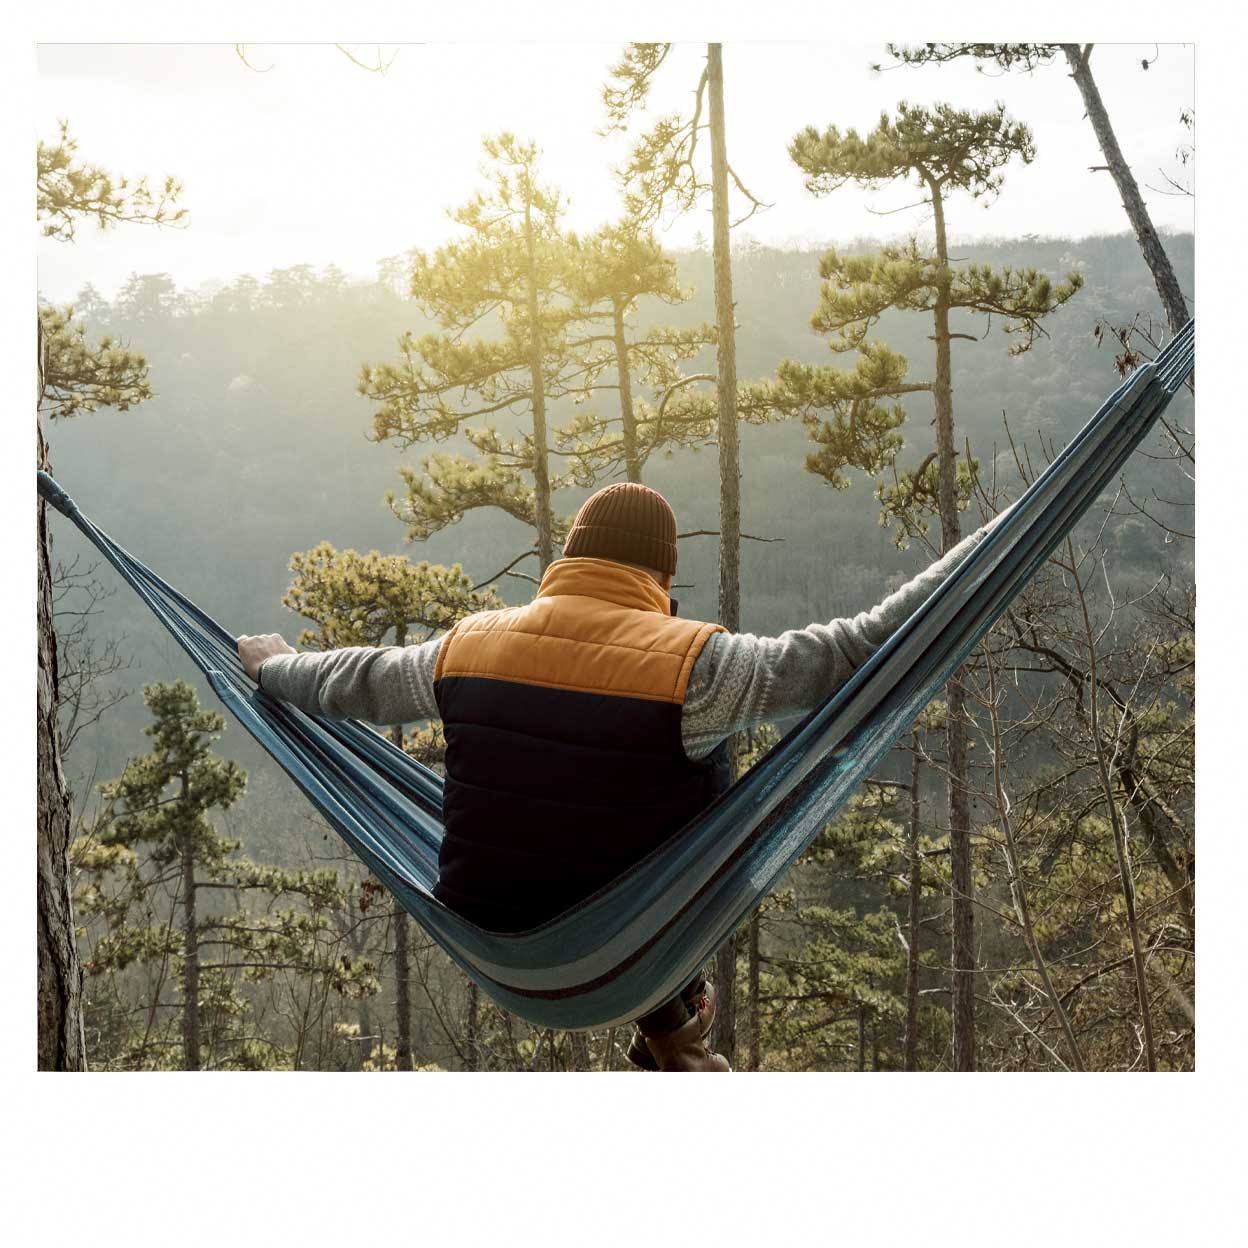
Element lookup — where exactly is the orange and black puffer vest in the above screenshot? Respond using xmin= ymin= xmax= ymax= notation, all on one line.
xmin=432 ymin=557 xmax=731 ymax=933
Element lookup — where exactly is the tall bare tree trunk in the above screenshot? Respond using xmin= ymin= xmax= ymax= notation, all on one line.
xmin=614 ymin=301 xmax=643 ymax=483
xmin=179 ymin=783 xmax=201 ymax=1071
xmin=707 ymin=44 xmax=741 ymax=636
xmin=464 ymin=981 xmax=480 ymax=1071
xmin=569 ymin=1031 xmax=591 ymax=1070
xmin=37 ymin=314 xmax=86 ymax=1072
xmin=389 ymin=623 xmax=414 ymax=1071
xmin=707 ymin=41 xmax=741 ymax=1069
xmin=523 ymin=197 xmax=555 ymax=570
xmin=903 ymin=733 xmax=923 ymax=1071
xmin=1062 ymin=45 xmax=1190 ymax=336
xmin=392 ymin=908 xmax=413 ymax=1071
xmin=746 ymin=910 xmax=761 ymax=1070
xmin=1118 ymin=753 xmax=1195 ymax=941
xmin=928 ymin=181 xmax=977 ymax=1072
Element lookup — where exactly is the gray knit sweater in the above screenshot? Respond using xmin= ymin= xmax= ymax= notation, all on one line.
xmin=259 ymin=525 xmax=989 ymax=760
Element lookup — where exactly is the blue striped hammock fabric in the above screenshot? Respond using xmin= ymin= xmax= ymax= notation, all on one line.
xmin=38 ymin=321 xmax=1194 ymax=1030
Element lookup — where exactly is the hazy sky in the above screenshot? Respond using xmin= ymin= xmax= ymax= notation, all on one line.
xmin=35 ymin=41 xmax=1194 ymax=303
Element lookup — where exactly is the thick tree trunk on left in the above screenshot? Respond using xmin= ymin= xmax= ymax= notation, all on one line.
xmin=707 ymin=40 xmax=741 ymax=1070
xmin=37 ymin=441 xmax=86 ymax=1071
xmin=37 ymin=314 xmax=86 ymax=1071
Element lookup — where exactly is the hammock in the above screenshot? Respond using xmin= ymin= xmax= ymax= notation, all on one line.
xmin=38 ymin=321 xmax=1194 ymax=1030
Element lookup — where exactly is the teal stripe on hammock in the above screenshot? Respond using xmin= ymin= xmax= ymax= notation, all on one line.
xmin=36 ymin=321 xmax=1194 ymax=1029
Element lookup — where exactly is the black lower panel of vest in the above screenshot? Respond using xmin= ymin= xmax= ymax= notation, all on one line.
xmin=433 ymin=675 xmax=732 ymax=932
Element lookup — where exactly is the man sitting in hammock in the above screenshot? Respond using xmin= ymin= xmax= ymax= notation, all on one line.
xmin=239 ymin=482 xmax=1001 ymax=1072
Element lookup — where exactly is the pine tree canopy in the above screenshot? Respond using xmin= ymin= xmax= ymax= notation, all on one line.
xmin=811 ymin=241 xmax=1083 ymax=354
xmin=98 ymin=681 xmax=245 ymax=865
xmin=743 ymin=343 xmax=915 ymax=489
xmin=389 ymin=451 xmax=571 ymax=545
xmin=37 ymin=120 xmax=187 ymax=242
xmin=38 ymin=304 xmax=151 ymax=419
xmin=883 ymin=43 xmax=1064 ymax=74
xmin=284 ymin=543 xmax=500 ymax=648
xmin=790 ymin=101 xmax=1036 ymax=201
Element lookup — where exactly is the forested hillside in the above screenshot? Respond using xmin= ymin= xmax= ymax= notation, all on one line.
xmin=48 ymin=231 xmax=1192 ymax=781
xmin=43 ymin=229 xmax=1194 ymax=1072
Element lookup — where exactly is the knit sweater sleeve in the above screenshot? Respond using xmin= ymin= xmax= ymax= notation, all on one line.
xmin=257 ymin=634 xmax=444 ymax=725
xmin=680 ymin=526 xmax=991 ymax=761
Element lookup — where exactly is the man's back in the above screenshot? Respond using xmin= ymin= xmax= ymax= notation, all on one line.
xmin=432 ymin=557 xmax=727 ymax=931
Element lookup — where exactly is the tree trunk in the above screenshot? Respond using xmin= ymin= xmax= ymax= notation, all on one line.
xmin=1119 ymin=764 xmax=1195 ymax=942
xmin=179 ymin=795 xmax=201 ymax=1071
xmin=707 ymin=44 xmax=741 ymax=636
xmin=711 ymin=811 xmax=739 ymax=1064
xmin=707 ymin=41 xmax=741 ymax=1070
xmin=747 ymin=909 xmax=761 ymax=1071
xmin=37 ymin=397 xmax=86 ymax=1072
xmin=523 ymin=197 xmax=555 ymax=570
xmin=389 ymin=624 xmax=414 ymax=1071
xmin=37 ymin=307 xmax=87 ymax=1073
xmin=928 ymin=181 xmax=977 ymax=1072
xmin=392 ymin=908 xmax=413 ymax=1071
xmin=464 ymin=981 xmax=480 ymax=1071
xmin=1062 ymin=45 xmax=1190 ymax=336
xmin=569 ymin=1031 xmax=591 ymax=1071
xmin=614 ymin=300 xmax=642 ymax=483
xmin=1104 ymin=798 xmax=1157 ymax=1070
xmin=903 ymin=733 xmax=923 ymax=1071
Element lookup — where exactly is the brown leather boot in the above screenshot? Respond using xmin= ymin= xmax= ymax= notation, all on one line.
xmin=642 ymin=1012 xmax=731 ymax=1072
xmin=625 ymin=1025 xmax=659 ymax=1071
xmin=626 ymin=980 xmax=718 ymax=1071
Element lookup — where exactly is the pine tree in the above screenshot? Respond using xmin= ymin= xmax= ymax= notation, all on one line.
xmin=75 ymin=682 xmax=373 ymax=1069
xmin=37 ymin=122 xmax=185 ymax=1070
xmin=559 ymin=220 xmax=717 ymax=483
xmin=884 ymin=44 xmax=1191 ymax=337
xmin=359 ymin=133 xmax=588 ymax=574
xmin=786 ymin=101 xmax=1083 ymax=1070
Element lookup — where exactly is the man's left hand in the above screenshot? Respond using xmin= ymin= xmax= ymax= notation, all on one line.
xmin=238 ymin=632 xmax=296 ymax=682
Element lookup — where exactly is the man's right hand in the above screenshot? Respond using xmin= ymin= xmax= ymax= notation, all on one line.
xmin=237 ymin=632 xmax=296 ymax=682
